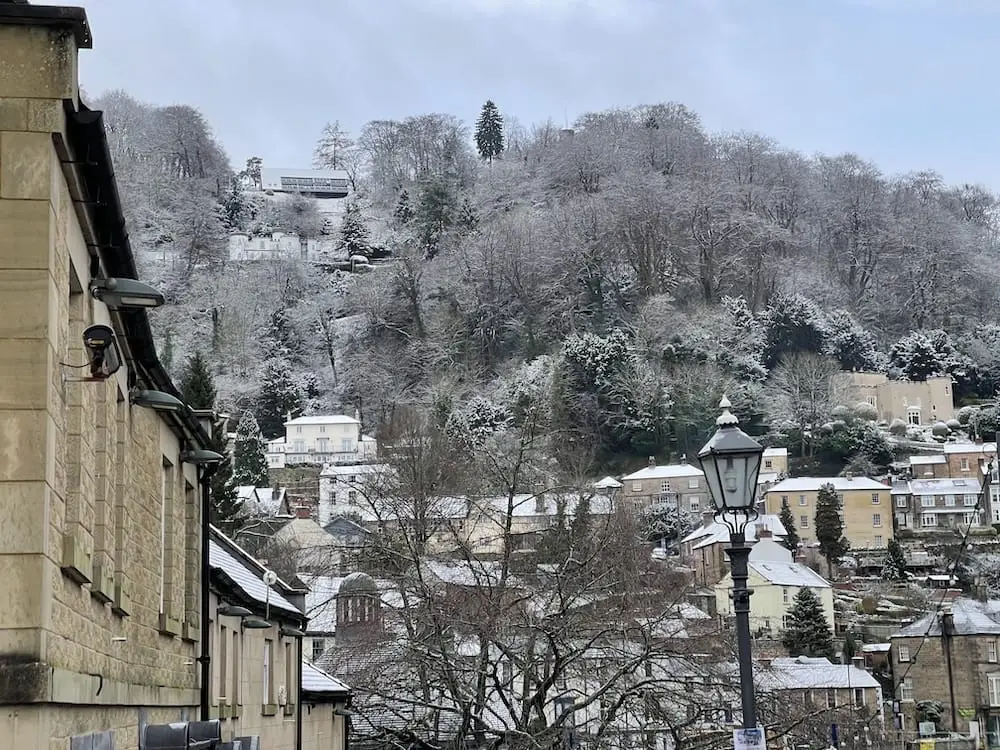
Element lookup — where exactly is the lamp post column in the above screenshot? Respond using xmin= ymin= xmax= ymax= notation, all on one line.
xmin=727 ymin=528 xmax=757 ymax=729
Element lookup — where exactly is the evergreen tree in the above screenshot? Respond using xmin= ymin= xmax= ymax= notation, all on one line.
xmin=474 ymin=100 xmax=504 ymax=163
xmin=458 ymin=197 xmax=479 ymax=231
xmin=415 ymin=178 xmax=456 ymax=258
xmin=221 ymin=175 xmax=250 ymax=231
xmin=842 ymin=631 xmax=858 ymax=663
xmin=209 ymin=421 xmax=244 ymax=537
xmin=255 ymin=358 xmax=304 ymax=438
xmin=393 ymin=189 xmax=414 ymax=225
xmin=882 ymin=538 xmax=908 ymax=581
xmin=232 ymin=412 xmax=270 ymax=487
xmin=762 ymin=293 xmax=829 ymax=369
xmin=779 ymin=497 xmax=800 ymax=552
xmin=823 ymin=309 xmax=884 ymax=372
xmin=782 ymin=588 xmax=836 ymax=659
xmin=179 ymin=351 xmax=216 ymax=410
xmin=815 ymin=482 xmax=850 ymax=577
xmin=339 ymin=200 xmax=373 ymax=257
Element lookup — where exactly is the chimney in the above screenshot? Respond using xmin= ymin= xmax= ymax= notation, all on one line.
xmin=680 ymin=453 xmax=687 ymax=465
xmin=648 ymin=456 xmax=656 ymax=468
xmin=295 ymin=505 xmax=312 ymax=519
xmin=702 ymin=510 xmax=715 ymax=528
xmin=757 ymin=526 xmax=772 ymax=540
xmin=851 ymin=656 xmax=866 ymax=671
xmin=844 ymin=471 xmax=853 ymax=480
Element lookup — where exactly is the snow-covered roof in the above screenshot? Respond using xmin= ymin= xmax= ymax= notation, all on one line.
xmin=237 ymin=486 xmax=286 ymax=514
xmin=763 ymin=447 xmax=788 ymax=457
xmin=301 ymin=659 xmax=351 ymax=696
xmin=622 ymin=463 xmax=703 ymax=481
xmin=421 ymin=559 xmax=526 ymax=589
xmin=594 ymin=476 xmax=623 ymax=489
xmin=749 ymin=561 xmax=830 ymax=588
xmin=893 ymin=598 xmax=1000 ymax=637
xmin=285 ymin=415 xmax=360 ymax=426
xmin=320 ymin=463 xmax=385 ymax=478
xmin=682 ymin=514 xmax=787 ymax=549
xmin=766 ymin=477 xmax=890 ymax=493
xmin=861 ymin=643 xmax=890 ymax=653
xmin=209 ymin=530 xmax=301 ymax=616
xmin=943 ymin=442 xmax=996 ymax=455
xmin=758 ymin=472 xmax=780 ymax=485
xmin=910 ymin=454 xmax=947 ymax=465
xmin=758 ymin=657 xmax=881 ymax=691
xmin=909 ymin=478 xmax=981 ymax=494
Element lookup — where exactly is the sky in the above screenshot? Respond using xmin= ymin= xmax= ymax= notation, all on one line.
xmin=78 ymin=0 xmax=1000 ymax=188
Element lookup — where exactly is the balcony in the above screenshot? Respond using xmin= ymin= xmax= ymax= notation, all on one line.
xmin=284 ymin=448 xmax=374 ymax=466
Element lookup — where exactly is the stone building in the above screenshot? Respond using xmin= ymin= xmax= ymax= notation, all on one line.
xmin=835 ymin=371 xmax=955 ymax=425
xmin=0 ymin=3 xmax=218 ymax=746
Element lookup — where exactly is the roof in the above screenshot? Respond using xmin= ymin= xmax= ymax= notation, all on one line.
xmin=0 ymin=2 xmax=92 ymax=48
xmin=341 ymin=571 xmax=378 ymax=595
xmin=285 ymin=415 xmax=360 ymax=426
xmin=910 ymin=455 xmax=947 ymax=465
xmin=763 ymin=447 xmax=788 ymax=457
xmin=861 ymin=643 xmax=891 ymax=653
xmin=909 ymin=478 xmax=981 ymax=493
xmin=594 ymin=476 xmax=623 ymax=489
xmin=766 ymin=477 xmax=890 ymax=493
xmin=893 ymin=598 xmax=1000 ymax=637
xmin=622 ymin=463 xmax=703 ymax=481
xmin=748 ymin=561 xmax=830 ymax=588
xmin=943 ymin=442 xmax=997 ymax=455
xmin=758 ymin=657 xmax=881 ymax=690
xmin=682 ymin=514 xmax=787 ymax=549
xmin=209 ymin=529 xmax=302 ymax=617
xmin=301 ymin=659 xmax=351 ymax=697
xmin=261 ymin=167 xmax=349 ymax=181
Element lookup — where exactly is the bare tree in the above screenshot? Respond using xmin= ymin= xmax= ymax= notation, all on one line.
xmin=764 ymin=352 xmax=842 ymax=457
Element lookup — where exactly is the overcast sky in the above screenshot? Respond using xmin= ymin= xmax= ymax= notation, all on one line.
xmin=79 ymin=0 xmax=998 ymax=188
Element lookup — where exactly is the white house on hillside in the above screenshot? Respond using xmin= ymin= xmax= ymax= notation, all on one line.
xmin=228 ymin=231 xmax=337 ymax=263
xmin=266 ymin=415 xmax=378 ymax=468
xmin=715 ymin=536 xmax=834 ymax=637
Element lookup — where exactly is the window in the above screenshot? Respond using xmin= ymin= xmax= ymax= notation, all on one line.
xmin=319 ymin=425 xmax=326 ymax=433
xmin=232 ymin=631 xmax=241 ymax=706
xmin=263 ymin=639 xmax=274 ymax=705
xmin=660 ymin=480 xmax=672 ymax=493
xmin=317 ymin=438 xmax=328 ymax=453
xmin=854 ymin=688 xmax=865 ymax=705
xmin=907 ymin=409 xmax=920 ymax=426
xmin=921 ymin=514 xmax=937 ymax=527
xmin=781 ymin=494 xmax=788 ymax=505
xmin=826 ymin=688 xmax=837 ymax=708
xmin=293 ymin=440 xmax=305 ymax=453
xmin=798 ymin=494 xmax=808 ymax=506
xmin=965 ymin=494 xmax=978 ymax=506
xmin=782 ymin=587 xmax=790 ymax=604
xmin=501 ymin=660 xmax=513 ymax=685
xmin=764 ymin=459 xmax=773 ymax=470
xmin=688 ymin=477 xmax=699 ymax=489
xmin=945 ymin=494 xmax=956 ymax=507
xmin=896 ymin=496 xmax=908 ymax=508
xmin=965 ymin=512 xmax=978 ymax=526
xmin=873 ymin=513 xmax=882 ymax=527
xmin=921 ymin=495 xmax=935 ymax=508
xmin=874 ymin=535 xmax=883 ymax=547
xmin=632 ymin=482 xmax=642 ymax=493
xmin=219 ymin=625 xmax=228 ymax=699
xmin=347 ymin=475 xmax=357 ymax=484
xmin=898 ymin=645 xmax=911 ymax=663
xmin=286 ymin=642 xmax=295 ymax=707
xmin=341 ymin=438 xmax=353 ymax=452
xmin=872 ymin=492 xmax=880 ymax=504
xmin=689 ymin=497 xmax=700 ymax=513
xmin=347 ymin=490 xmax=357 ymax=505
xmin=160 ymin=459 xmax=175 ymax=616
xmin=312 ymin=638 xmax=326 ymax=662
xmin=800 ymin=515 xmax=808 ymax=528
xmin=296 ymin=426 xmax=302 ymax=434
xmin=989 ymin=675 xmax=1000 ymax=707
xmin=989 ymin=641 xmax=998 ymax=663
xmin=961 ymin=457 xmax=970 ymax=471
xmin=900 ymin=678 xmax=914 ymax=701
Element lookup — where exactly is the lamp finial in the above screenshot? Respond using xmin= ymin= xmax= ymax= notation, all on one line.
xmin=717 ymin=396 xmax=739 ymax=427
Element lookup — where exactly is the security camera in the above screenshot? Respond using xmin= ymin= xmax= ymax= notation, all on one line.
xmin=82 ymin=324 xmax=123 ymax=380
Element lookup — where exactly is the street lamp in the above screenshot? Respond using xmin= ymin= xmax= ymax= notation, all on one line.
xmin=697 ymin=396 xmax=764 ymax=732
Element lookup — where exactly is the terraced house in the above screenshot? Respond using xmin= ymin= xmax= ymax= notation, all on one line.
xmin=0 ymin=3 xmax=217 ymax=746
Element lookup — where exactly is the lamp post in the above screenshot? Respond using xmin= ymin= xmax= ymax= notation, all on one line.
xmin=697 ymin=396 xmax=765 ymax=732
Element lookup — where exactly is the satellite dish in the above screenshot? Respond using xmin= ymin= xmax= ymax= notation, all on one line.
xmin=262 ymin=570 xmax=278 ymax=586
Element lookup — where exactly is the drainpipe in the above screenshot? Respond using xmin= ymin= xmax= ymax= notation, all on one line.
xmin=198 ymin=464 xmax=218 ymax=721
xmin=941 ymin=606 xmax=958 ymax=732
xmin=296 ymin=631 xmax=304 ymax=750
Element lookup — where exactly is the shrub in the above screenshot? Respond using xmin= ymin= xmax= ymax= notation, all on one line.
xmin=854 ymin=402 xmax=878 ymax=421
xmin=931 ymin=421 xmax=950 ymax=437
xmin=889 ymin=419 xmax=907 ymax=436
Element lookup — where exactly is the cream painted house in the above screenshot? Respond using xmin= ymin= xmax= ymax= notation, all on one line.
xmin=209 ymin=528 xmax=351 ymax=750
xmin=715 ymin=538 xmax=834 ymax=636
xmin=0 ymin=5 xmax=225 ymax=747
xmin=835 ymin=371 xmax=955 ymax=424
xmin=762 ymin=447 xmax=789 ymax=475
xmin=764 ymin=476 xmax=893 ymax=549
xmin=266 ymin=414 xmax=377 ymax=467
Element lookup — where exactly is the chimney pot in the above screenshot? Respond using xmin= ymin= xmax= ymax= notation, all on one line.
xmin=757 ymin=527 xmax=772 ymax=539
xmin=648 ymin=456 xmax=656 ymax=468
xmin=295 ymin=505 xmax=312 ymax=519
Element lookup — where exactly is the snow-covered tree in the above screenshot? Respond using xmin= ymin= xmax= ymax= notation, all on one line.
xmin=179 ymin=350 xmax=216 ymax=410
xmin=779 ymin=497 xmax=799 ymax=551
xmin=882 ymin=538 xmax=907 ymax=581
xmin=815 ymin=482 xmax=849 ymax=576
xmin=474 ymin=100 xmax=504 ymax=163
xmin=339 ymin=200 xmax=373 ymax=258
xmin=233 ymin=412 xmax=269 ymax=487
xmin=823 ymin=309 xmax=883 ymax=372
xmin=762 ymin=293 xmax=829 ymax=368
xmin=639 ymin=504 xmax=694 ymax=547
xmin=415 ymin=178 xmax=456 ymax=257
xmin=313 ymin=120 xmax=354 ymax=170
xmin=889 ymin=331 xmax=951 ymax=380
xmin=764 ymin=352 xmax=840 ymax=457
xmin=782 ymin=588 xmax=835 ymax=659
xmin=393 ymin=189 xmax=414 ymax=225
xmin=255 ymin=358 xmax=306 ymax=438
xmin=457 ymin=197 xmax=479 ymax=231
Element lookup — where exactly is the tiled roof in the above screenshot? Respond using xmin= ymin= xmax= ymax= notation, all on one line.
xmin=909 ymin=478 xmax=981 ymax=493
xmin=893 ymin=598 xmax=1000 ymax=637
xmin=209 ymin=533 xmax=301 ymax=616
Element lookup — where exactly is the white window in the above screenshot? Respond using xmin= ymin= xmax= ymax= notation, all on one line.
xmin=632 ymin=482 xmax=642 ymax=493
xmin=689 ymin=497 xmax=700 ymax=513
xmin=764 ymin=459 xmax=773 ymax=470
xmin=872 ymin=492 xmax=880 ymax=504
xmin=873 ymin=513 xmax=882 ymax=527
xmin=989 ymin=674 xmax=1000 ymax=707
xmin=965 ymin=512 xmax=978 ymax=526
xmin=799 ymin=515 xmax=808 ymax=529
xmin=293 ymin=440 xmax=305 ymax=453
xmin=898 ymin=645 xmax=911 ymax=663
xmin=945 ymin=494 xmax=956 ymax=507
xmin=921 ymin=495 xmax=935 ymax=508
xmin=921 ymin=514 xmax=937 ymax=527
xmin=341 ymin=438 xmax=353 ymax=452
xmin=319 ymin=425 xmax=326 ymax=433
xmin=782 ymin=587 xmax=790 ymax=604
xmin=688 ymin=477 xmax=699 ymax=489
xmin=989 ymin=641 xmax=998 ymax=663
xmin=263 ymin=639 xmax=273 ymax=704
xmin=896 ymin=496 xmax=908 ymax=508
xmin=317 ymin=437 xmax=329 ymax=453
xmin=854 ymin=687 xmax=865 ymax=705
xmin=961 ymin=457 xmax=970 ymax=471
xmin=347 ymin=490 xmax=357 ymax=505
xmin=900 ymin=678 xmax=914 ymax=701
xmin=296 ymin=426 xmax=302 ymax=434
xmin=798 ymin=494 xmax=807 ymax=506
xmin=660 ymin=480 xmax=671 ymax=493
xmin=311 ymin=638 xmax=325 ymax=662
xmin=965 ymin=494 xmax=978 ymax=506
xmin=874 ymin=535 xmax=883 ymax=546
xmin=907 ymin=409 xmax=920 ymax=426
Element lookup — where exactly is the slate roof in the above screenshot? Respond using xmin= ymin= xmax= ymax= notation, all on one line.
xmin=909 ymin=478 xmax=981 ymax=493
xmin=893 ymin=598 xmax=1000 ymax=637
xmin=943 ymin=442 xmax=996 ymax=455
xmin=622 ymin=464 xmax=703 ymax=481
xmin=285 ymin=414 xmax=360 ymax=426
xmin=766 ymin=477 xmax=891 ymax=492
xmin=301 ymin=659 xmax=351 ymax=697
xmin=682 ymin=514 xmax=787 ymax=549
xmin=749 ymin=561 xmax=830 ymax=588
xmin=758 ymin=657 xmax=881 ymax=690
xmin=209 ymin=529 xmax=301 ymax=616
